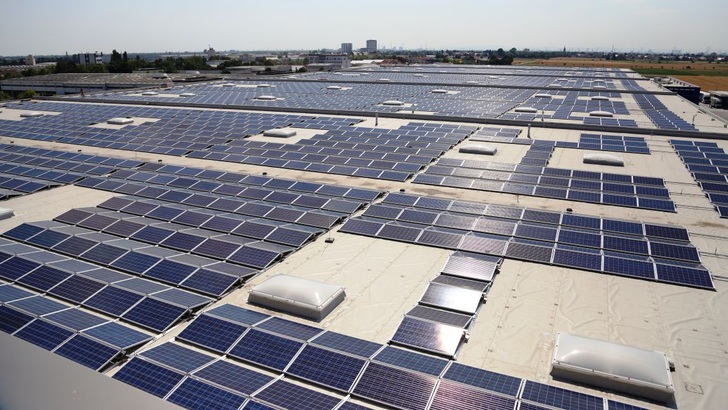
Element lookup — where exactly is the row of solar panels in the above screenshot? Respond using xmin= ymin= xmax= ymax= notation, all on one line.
xmin=671 ymin=139 xmax=728 ymax=218
xmin=634 ymin=94 xmax=697 ymax=131
xmin=113 ymin=303 xmax=645 ymax=410
xmin=389 ymin=252 xmax=500 ymax=358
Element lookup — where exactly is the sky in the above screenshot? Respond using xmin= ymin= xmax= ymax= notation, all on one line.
xmin=2 ymin=0 xmax=727 ymax=56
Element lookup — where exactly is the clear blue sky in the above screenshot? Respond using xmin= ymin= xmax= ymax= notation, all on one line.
xmin=2 ymin=0 xmax=726 ymax=56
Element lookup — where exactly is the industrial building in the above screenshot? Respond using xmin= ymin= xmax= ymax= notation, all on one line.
xmin=0 ymin=64 xmax=727 ymax=410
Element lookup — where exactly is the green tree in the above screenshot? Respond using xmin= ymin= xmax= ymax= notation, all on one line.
xmin=0 ymin=91 xmax=12 ymax=100
xmin=18 ymin=89 xmax=38 ymax=99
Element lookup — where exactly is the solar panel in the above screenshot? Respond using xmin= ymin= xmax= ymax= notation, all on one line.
xmin=84 ymin=286 xmax=145 ymax=316
xmin=505 ymin=241 xmax=553 ymax=263
xmin=17 ymin=265 xmax=72 ymax=292
xmin=45 ymin=308 xmax=108 ymax=331
xmin=444 ymin=362 xmax=522 ymax=396
xmin=286 ymin=345 xmax=367 ymax=391
xmin=521 ymin=381 xmax=604 ymax=410
xmin=9 ymin=295 xmax=67 ymax=316
xmin=416 ymin=229 xmax=464 ymax=249
xmin=430 ymin=379 xmax=517 ymax=410
xmin=256 ymin=317 xmax=323 ymax=340
xmin=406 ymin=305 xmax=473 ymax=328
xmin=141 ymin=342 xmax=216 ymax=373
xmin=2 ymin=223 xmax=44 ymax=241
xmin=352 ymin=362 xmax=437 ymax=410
xmin=603 ymin=257 xmax=655 ymax=279
xmin=655 ymin=264 xmax=714 ymax=289
xmin=144 ymin=260 xmax=197 ymax=285
xmin=441 ymin=252 xmax=500 ymax=282
xmin=649 ymin=242 xmax=700 ymax=262
xmin=228 ymin=329 xmax=303 ymax=370
xmin=193 ymin=359 xmax=273 ymax=396
xmin=553 ymin=249 xmax=602 ymax=271
xmin=47 ymin=274 xmax=106 ymax=303
xmin=82 ymin=321 xmax=152 ymax=349
xmin=177 ymin=314 xmax=248 ymax=353
xmin=420 ymin=283 xmax=482 ymax=314
xmin=0 ymin=305 xmax=35 ymax=334
xmin=153 ymin=288 xmax=211 ymax=309
xmin=0 ymin=257 xmax=41 ymax=281
xmin=122 ymin=298 xmax=188 ymax=332
xmin=54 ymin=334 xmax=120 ymax=371
xmin=254 ymin=379 xmax=342 ymax=410
xmin=392 ymin=315 xmax=465 ymax=357
xmin=228 ymin=246 xmax=279 ymax=269
xmin=113 ymin=357 xmax=185 ymax=398
xmin=299 ymin=330 xmax=379 ymax=359
xmin=14 ymin=319 xmax=73 ymax=350
xmin=373 ymin=346 xmax=448 ymax=376
xmin=167 ymin=378 xmax=247 ymax=410
xmin=0 ymin=283 xmax=34 ymax=302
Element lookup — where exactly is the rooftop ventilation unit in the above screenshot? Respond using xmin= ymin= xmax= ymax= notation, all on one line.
xmin=431 ymin=89 xmax=448 ymax=94
xmin=591 ymin=96 xmax=610 ymax=101
xmin=515 ymin=107 xmax=538 ymax=113
xmin=141 ymin=91 xmax=158 ymax=96
xmin=263 ymin=129 xmax=297 ymax=138
xmin=326 ymin=85 xmax=343 ymax=90
xmin=107 ymin=118 xmax=134 ymax=125
xmin=20 ymin=112 xmax=44 ymax=118
xmin=583 ymin=153 xmax=624 ymax=166
xmin=551 ymin=332 xmax=675 ymax=403
xmin=179 ymin=93 xmax=196 ymax=97
xmin=534 ymin=93 xmax=553 ymax=98
xmin=459 ymin=143 xmax=498 ymax=155
xmin=256 ymin=95 xmax=277 ymax=101
xmin=0 ymin=208 xmax=13 ymax=221
xmin=248 ymin=274 xmax=346 ymax=321
xmin=382 ymin=100 xmax=405 ymax=106
xmin=589 ymin=110 xmax=614 ymax=117
xmin=257 ymin=84 xmax=272 ymax=88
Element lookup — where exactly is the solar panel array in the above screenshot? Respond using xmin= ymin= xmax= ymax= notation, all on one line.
xmin=0 ymin=278 xmax=152 ymax=371
xmin=390 ymin=252 xmax=500 ymax=358
xmin=415 ymin=140 xmax=674 ymax=212
xmin=634 ymin=94 xmax=697 ymax=131
xmin=111 ymin=303 xmax=642 ymax=410
xmin=340 ymin=192 xmax=713 ymax=289
xmin=671 ymin=139 xmax=728 ymax=218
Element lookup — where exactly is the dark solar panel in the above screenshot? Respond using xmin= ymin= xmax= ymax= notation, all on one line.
xmin=122 ymin=298 xmax=188 ymax=332
xmin=352 ymin=362 xmax=437 ymax=410
xmin=167 ymin=378 xmax=247 ymax=410
xmin=113 ymin=357 xmax=185 ymax=398
xmin=0 ymin=305 xmax=35 ymax=334
xmin=17 ymin=265 xmax=72 ymax=291
xmin=45 ymin=308 xmax=107 ymax=331
xmin=84 ymin=286 xmax=145 ymax=316
xmin=430 ymin=379 xmax=517 ymax=410
xmin=193 ymin=359 xmax=273 ymax=396
xmin=55 ymin=334 xmax=120 ymax=371
xmin=553 ymin=249 xmax=602 ymax=270
xmin=0 ymin=257 xmax=41 ymax=281
xmin=391 ymin=316 xmax=464 ymax=357
xmin=180 ymin=269 xmax=238 ymax=297
xmin=228 ymin=329 xmax=303 ymax=371
xmin=521 ymin=381 xmax=604 ymax=410
xmin=144 ymin=260 xmax=197 ymax=285
xmin=286 ymin=345 xmax=366 ymax=391
xmin=9 ymin=295 xmax=67 ymax=316
xmin=206 ymin=304 xmax=270 ymax=326
xmin=141 ymin=342 xmax=216 ymax=373
xmin=14 ymin=319 xmax=73 ymax=350
xmin=256 ymin=317 xmax=323 ymax=340
xmin=603 ymin=257 xmax=655 ymax=279
xmin=177 ymin=314 xmax=248 ymax=353
xmin=82 ymin=321 xmax=151 ymax=349
xmin=255 ymin=379 xmax=342 ymax=410
xmin=310 ymin=331 xmax=382 ymax=358
xmin=420 ymin=283 xmax=482 ymax=314
xmin=373 ymin=346 xmax=448 ymax=376
xmin=655 ymin=264 xmax=714 ymax=289
xmin=444 ymin=362 xmax=522 ymax=396
xmin=228 ymin=246 xmax=279 ymax=269
xmin=505 ymin=242 xmax=553 ymax=263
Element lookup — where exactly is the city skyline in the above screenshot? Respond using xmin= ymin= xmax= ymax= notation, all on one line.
xmin=2 ymin=0 xmax=727 ymax=56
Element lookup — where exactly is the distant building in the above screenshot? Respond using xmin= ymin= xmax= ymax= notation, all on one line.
xmin=24 ymin=55 xmax=36 ymax=66
xmin=366 ymin=39 xmax=377 ymax=53
xmin=76 ymin=52 xmax=105 ymax=65
xmin=306 ymin=54 xmax=351 ymax=70
xmin=341 ymin=43 xmax=353 ymax=54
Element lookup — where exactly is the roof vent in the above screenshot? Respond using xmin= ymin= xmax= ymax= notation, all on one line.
xmin=431 ymin=89 xmax=448 ymax=94
xmin=583 ymin=153 xmax=624 ymax=166
xmin=20 ymin=111 xmax=45 ymax=118
xmin=534 ymin=93 xmax=553 ymax=98
xmin=591 ymin=96 xmax=610 ymax=101
xmin=0 ymin=208 xmax=13 ymax=221
xmin=326 ymin=85 xmax=343 ymax=90
xmin=515 ymin=107 xmax=539 ymax=113
xmin=248 ymin=274 xmax=346 ymax=321
xmin=552 ymin=332 xmax=675 ymax=403
xmin=257 ymin=84 xmax=272 ymax=88
xmin=589 ymin=110 xmax=613 ymax=117
xmin=179 ymin=93 xmax=196 ymax=97
xmin=263 ymin=129 xmax=297 ymax=138
xmin=459 ymin=143 xmax=498 ymax=155
xmin=382 ymin=100 xmax=405 ymax=106
xmin=107 ymin=117 xmax=134 ymax=125
xmin=256 ymin=95 xmax=277 ymax=101
xmin=141 ymin=91 xmax=158 ymax=96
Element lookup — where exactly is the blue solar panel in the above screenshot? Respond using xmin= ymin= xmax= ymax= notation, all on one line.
xmin=430 ymin=379 xmax=517 ymax=410
xmin=55 ymin=334 xmax=120 ymax=370
xmin=228 ymin=246 xmax=279 ymax=269
xmin=193 ymin=359 xmax=273 ymax=396
xmin=84 ymin=286 xmax=145 ymax=316
xmin=655 ymin=264 xmax=714 ymax=289
xmin=286 ymin=345 xmax=366 ymax=391
xmin=111 ymin=253 xmax=161 ymax=275
xmin=373 ymin=346 xmax=448 ymax=376
xmin=2 ymin=223 xmax=44 ymax=241
xmin=391 ymin=316 xmax=464 ymax=357
xmin=45 ymin=308 xmax=108 ymax=331
xmin=0 ymin=257 xmax=41 ymax=281
xmin=83 ymin=321 xmax=151 ymax=349
xmin=9 ymin=295 xmax=67 ymax=316
xmin=311 ymin=331 xmax=382 ymax=358
xmin=603 ymin=235 xmax=648 ymax=254
xmin=603 ymin=257 xmax=655 ymax=279
xmin=644 ymin=224 xmax=689 ymax=241
xmin=649 ymin=242 xmax=700 ymax=262
xmin=206 ymin=304 xmax=270 ymax=326
xmin=553 ymin=249 xmax=602 ymax=271
xmin=607 ymin=401 xmax=649 ymax=410
xmin=47 ymin=275 xmax=106 ymax=303
xmin=141 ymin=342 xmax=216 ymax=373
xmin=17 ymin=265 xmax=72 ymax=291
xmin=521 ymin=381 xmax=604 ymax=410
xmin=228 ymin=329 xmax=303 ymax=371
xmin=167 ymin=378 xmax=247 ymax=410
xmin=122 ymin=298 xmax=188 ymax=332
xmin=113 ymin=357 xmax=185 ymax=398
xmin=180 ymin=269 xmax=239 ymax=297
xmin=254 ymin=379 xmax=342 ymax=410
xmin=14 ymin=319 xmax=73 ymax=350
xmin=0 ymin=305 xmax=35 ymax=334
xmin=0 ymin=284 xmax=34 ymax=302
xmin=352 ymin=362 xmax=437 ymax=410
xmin=144 ymin=260 xmax=197 ymax=285
xmin=256 ymin=317 xmax=323 ymax=340
xmin=444 ymin=362 xmax=522 ymax=396
xmin=177 ymin=314 xmax=248 ymax=353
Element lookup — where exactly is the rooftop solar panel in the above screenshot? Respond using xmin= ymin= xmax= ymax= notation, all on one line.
xmin=14 ymin=318 xmax=74 ymax=350
xmin=0 ymin=305 xmax=35 ymax=334
xmin=228 ymin=329 xmax=303 ymax=371
xmin=167 ymin=378 xmax=247 ymax=410
xmin=352 ymin=362 xmax=437 ymax=410
xmin=54 ymin=334 xmax=120 ymax=371
xmin=430 ymin=379 xmax=517 ymax=410
xmin=254 ymin=379 xmax=342 ymax=410
xmin=113 ymin=357 xmax=185 ymax=398
xmin=192 ymin=359 xmax=273 ymax=396
xmin=287 ymin=345 xmax=366 ymax=391
xmin=141 ymin=342 xmax=216 ymax=373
